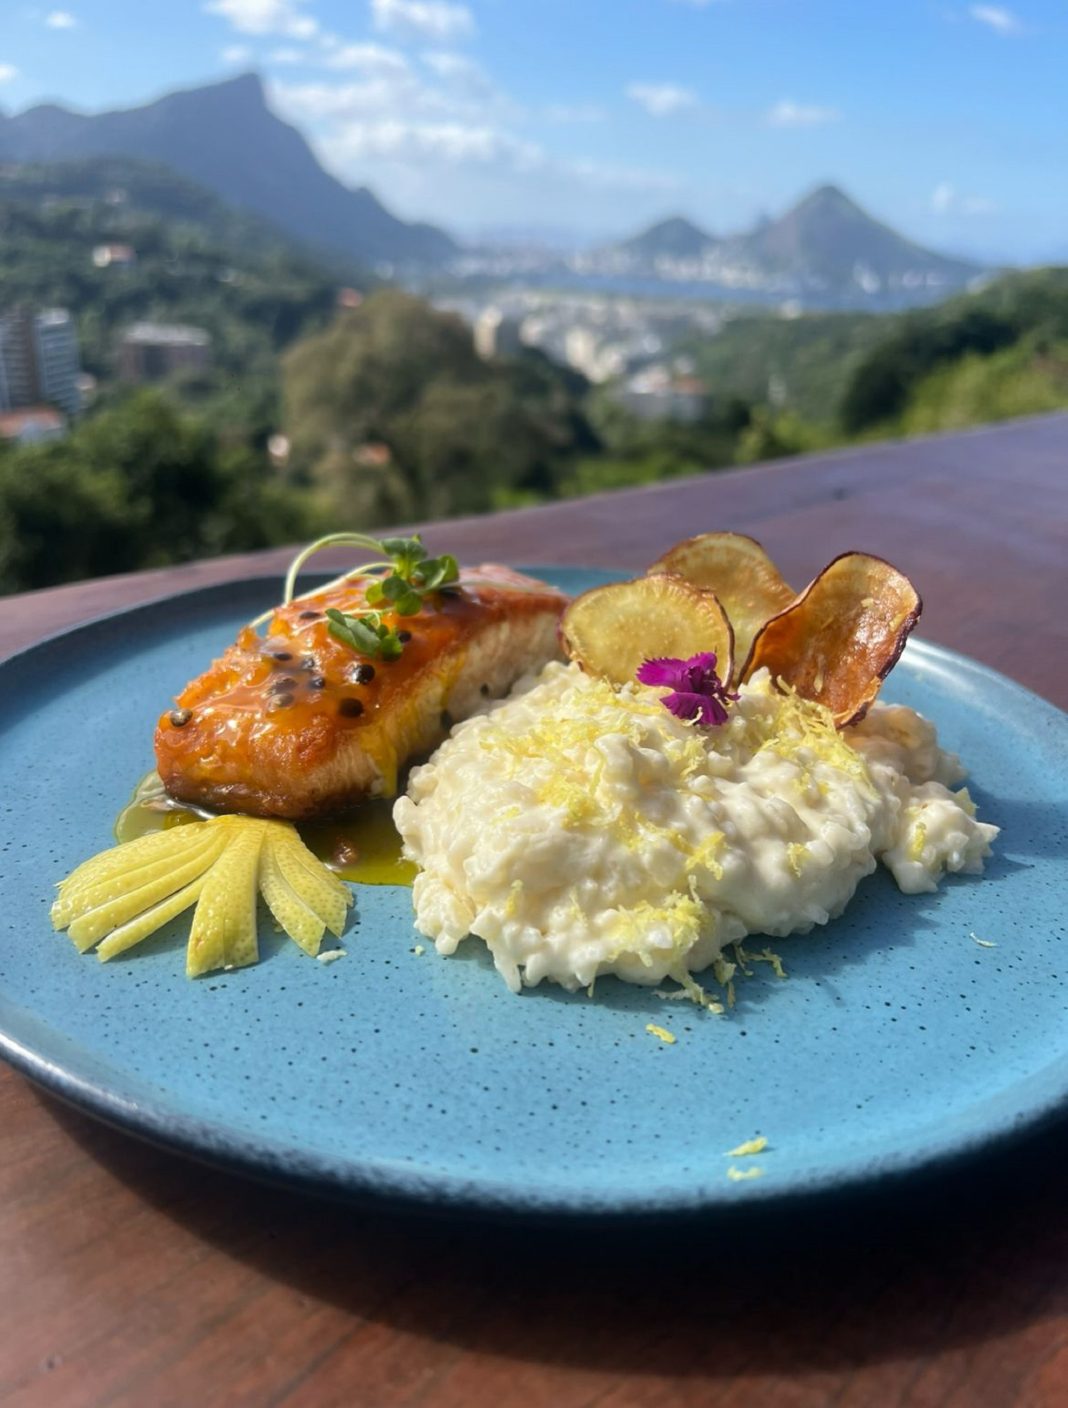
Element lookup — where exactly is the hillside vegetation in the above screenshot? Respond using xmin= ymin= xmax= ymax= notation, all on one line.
xmin=681 ymin=267 xmax=1068 ymax=443
xmin=282 ymin=290 xmax=598 ymax=523
xmin=0 ymin=157 xmax=343 ymax=431
xmin=0 ymin=154 xmax=1065 ymax=597
xmin=838 ymin=268 xmax=1068 ymax=432
xmin=0 ymin=390 xmax=319 ymax=594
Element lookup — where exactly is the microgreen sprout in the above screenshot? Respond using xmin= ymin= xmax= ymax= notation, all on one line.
xmin=251 ymin=532 xmax=461 ymax=661
xmin=324 ymin=608 xmax=405 ymax=661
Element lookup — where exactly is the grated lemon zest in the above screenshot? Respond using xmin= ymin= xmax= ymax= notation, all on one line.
xmin=712 ymin=954 xmax=736 ymax=988
xmin=685 ymin=830 xmax=726 ymax=879
xmin=751 ymin=685 xmax=875 ymax=794
xmin=645 ymin=1023 xmax=677 ymax=1044
xmin=750 ymin=947 xmax=788 ymax=979
xmin=727 ymin=1136 xmax=768 ymax=1157
xmin=786 ymin=842 xmax=808 ymax=877
xmin=727 ymin=1165 xmax=765 ymax=1182
xmin=954 ymin=787 xmax=978 ymax=817
xmin=970 ymin=932 xmax=996 ymax=948
xmin=655 ymin=977 xmax=725 ymax=1013
xmin=601 ymin=890 xmax=708 ymax=971
xmin=503 ymin=879 xmax=525 ymax=919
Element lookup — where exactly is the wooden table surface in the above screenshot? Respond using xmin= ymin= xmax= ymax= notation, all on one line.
xmin=2 ymin=415 xmax=1066 ymax=1408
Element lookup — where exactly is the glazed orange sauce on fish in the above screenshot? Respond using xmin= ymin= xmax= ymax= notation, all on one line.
xmin=162 ymin=578 xmax=498 ymax=743
xmin=154 ymin=566 xmax=565 ymax=818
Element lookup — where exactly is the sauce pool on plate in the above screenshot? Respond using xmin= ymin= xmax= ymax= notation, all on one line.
xmin=115 ymin=772 xmax=415 ymax=887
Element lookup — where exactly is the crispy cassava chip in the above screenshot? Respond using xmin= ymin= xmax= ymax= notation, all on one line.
xmin=648 ymin=532 xmax=795 ymax=682
xmin=741 ymin=552 xmax=921 ymax=725
xmin=561 ymin=574 xmax=733 ymax=688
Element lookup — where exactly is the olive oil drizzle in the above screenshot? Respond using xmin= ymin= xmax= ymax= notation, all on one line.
xmin=114 ymin=772 xmax=415 ymax=887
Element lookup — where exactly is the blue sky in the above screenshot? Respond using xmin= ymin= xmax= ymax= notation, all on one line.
xmin=1 ymin=1 xmax=1065 ymax=261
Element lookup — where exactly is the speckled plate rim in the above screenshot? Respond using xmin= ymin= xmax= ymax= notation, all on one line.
xmin=1 ymin=570 xmax=1067 ymax=1221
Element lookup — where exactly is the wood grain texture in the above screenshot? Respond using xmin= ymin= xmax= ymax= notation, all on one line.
xmin=1 ymin=414 xmax=1066 ymax=1408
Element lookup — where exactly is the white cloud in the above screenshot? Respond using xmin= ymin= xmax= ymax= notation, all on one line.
xmin=45 ymin=10 xmax=78 ymax=28
xmin=626 ymin=82 xmax=698 ymax=116
xmin=278 ymin=76 xmax=506 ymax=132
xmin=319 ymin=117 xmax=678 ymax=199
xmin=566 ymin=158 xmax=681 ymax=193
xmin=324 ymin=42 xmax=409 ymax=73
xmin=421 ymin=50 xmax=481 ymax=81
xmin=222 ymin=43 xmax=253 ymax=64
xmin=969 ymin=5 xmax=1020 ymax=33
xmin=325 ymin=119 xmax=541 ymax=169
xmin=272 ymin=42 xmax=511 ymax=127
xmin=0 ymin=63 xmax=19 ymax=83
xmin=371 ymin=0 xmax=475 ymax=42
xmin=203 ymin=0 xmax=317 ymax=40
xmin=766 ymin=98 xmax=840 ymax=127
xmin=931 ymin=181 xmax=997 ymax=215
xmin=544 ymin=102 xmax=606 ymax=124
xmin=269 ymin=21 xmax=673 ymax=225
xmin=269 ymin=46 xmax=305 ymax=63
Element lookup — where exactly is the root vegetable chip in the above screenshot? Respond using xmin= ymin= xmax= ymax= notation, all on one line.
xmin=649 ymin=532 xmax=795 ymax=682
xmin=561 ymin=575 xmax=734 ymax=690
xmin=741 ymin=552 xmax=921 ymax=726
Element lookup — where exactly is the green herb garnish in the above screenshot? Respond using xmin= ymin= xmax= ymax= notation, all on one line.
xmin=252 ymin=532 xmax=461 ymax=660
xmin=324 ymin=608 xmax=405 ymax=661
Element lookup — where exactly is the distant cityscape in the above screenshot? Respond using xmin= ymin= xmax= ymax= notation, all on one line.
xmin=0 ymin=233 xmax=221 ymax=444
xmin=1 ymin=212 xmax=744 ymax=444
xmin=0 ymin=74 xmax=1016 ymax=451
xmin=445 ymin=289 xmax=723 ymax=421
xmin=0 ymin=306 xmax=82 ymax=442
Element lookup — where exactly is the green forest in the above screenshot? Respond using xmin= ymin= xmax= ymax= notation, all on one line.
xmin=1 ymin=158 xmax=1066 ymax=595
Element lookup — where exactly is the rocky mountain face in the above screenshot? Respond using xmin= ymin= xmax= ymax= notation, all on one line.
xmin=601 ymin=185 xmax=983 ymax=298
xmin=0 ymin=73 xmax=457 ymax=269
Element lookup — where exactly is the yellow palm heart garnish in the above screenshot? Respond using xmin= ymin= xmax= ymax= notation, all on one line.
xmin=52 ymin=816 xmax=352 ymax=977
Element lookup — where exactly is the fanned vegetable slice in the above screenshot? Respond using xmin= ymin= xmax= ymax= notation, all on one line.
xmin=185 ymin=818 xmax=265 ymax=977
xmin=52 ymin=837 xmax=220 ymax=930
xmin=55 ymin=822 xmax=214 ymax=901
xmin=96 ymin=876 xmax=209 ymax=962
xmin=742 ymin=551 xmax=922 ymax=726
xmin=67 ymin=840 xmax=226 ymax=951
xmin=561 ymin=575 xmax=734 ymax=690
xmin=648 ymin=532 xmax=795 ymax=683
xmin=259 ymin=835 xmax=327 ymax=956
xmin=52 ymin=813 xmax=354 ymax=977
xmin=267 ymin=824 xmax=351 ymax=936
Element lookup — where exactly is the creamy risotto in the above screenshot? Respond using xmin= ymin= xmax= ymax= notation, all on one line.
xmin=393 ymin=662 xmax=997 ymax=995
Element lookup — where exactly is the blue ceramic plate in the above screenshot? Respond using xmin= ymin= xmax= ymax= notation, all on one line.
xmin=0 ymin=568 xmax=1066 ymax=1217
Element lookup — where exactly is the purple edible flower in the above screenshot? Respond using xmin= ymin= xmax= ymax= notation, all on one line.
xmin=636 ymin=651 xmax=739 ymax=727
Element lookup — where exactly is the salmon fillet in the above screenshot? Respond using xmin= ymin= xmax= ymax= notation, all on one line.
xmin=155 ymin=564 xmax=566 ymax=820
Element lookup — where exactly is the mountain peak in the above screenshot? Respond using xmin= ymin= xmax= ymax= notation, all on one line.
xmin=189 ymin=70 xmax=266 ymax=104
xmin=0 ymin=72 xmax=456 ymax=267
xmin=615 ymin=213 xmax=717 ymax=261
xmin=736 ymin=183 xmax=982 ymax=291
xmin=148 ymin=70 xmax=269 ymax=117
xmin=605 ymin=182 xmax=984 ymax=303
xmin=802 ymin=183 xmax=854 ymax=208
